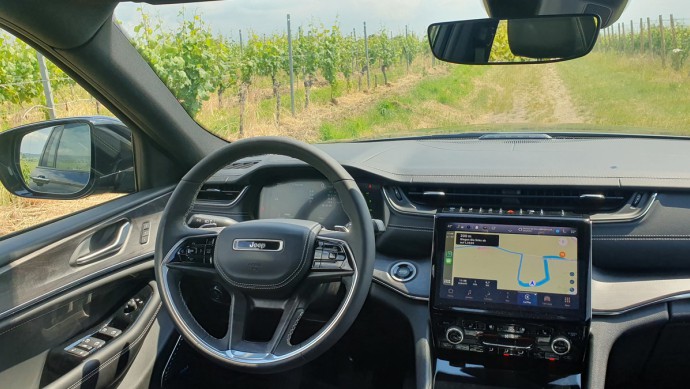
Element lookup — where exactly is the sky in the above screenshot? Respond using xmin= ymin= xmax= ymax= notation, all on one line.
xmin=115 ymin=0 xmax=690 ymax=39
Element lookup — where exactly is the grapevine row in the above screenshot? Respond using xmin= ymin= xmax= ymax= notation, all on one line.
xmin=131 ymin=10 xmax=430 ymax=134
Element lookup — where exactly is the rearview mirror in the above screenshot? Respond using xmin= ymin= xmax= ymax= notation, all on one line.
xmin=428 ymin=14 xmax=600 ymax=65
xmin=0 ymin=118 xmax=135 ymax=199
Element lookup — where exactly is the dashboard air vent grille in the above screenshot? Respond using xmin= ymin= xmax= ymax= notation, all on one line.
xmin=226 ymin=161 xmax=259 ymax=169
xmin=196 ymin=184 xmax=245 ymax=204
xmin=402 ymin=187 xmax=633 ymax=214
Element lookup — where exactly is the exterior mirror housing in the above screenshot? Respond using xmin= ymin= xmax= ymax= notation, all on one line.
xmin=428 ymin=14 xmax=600 ymax=65
xmin=0 ymin=117 xmax=135 ymax=199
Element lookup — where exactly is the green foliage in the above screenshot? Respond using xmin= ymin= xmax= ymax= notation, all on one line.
xmin=598 ymin=19 xmax=690 ymax=71
xmin=2 ymin=10 xmax=427 ymax=122
xmin=250 ymin=34 xmax=287 ymax=81
xmin=0 ymin=35 xmax=41 ymax=104
xmin=132 ymin=9 xmax=219 ymax=117
xmin=294 ymin=25 xmax=320 ymax=80
xmin=319 ymin=25 xmax=342 ymax=96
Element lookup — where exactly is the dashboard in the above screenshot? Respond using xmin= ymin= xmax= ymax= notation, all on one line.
xmin=189 ymin=136 xmax=690 ymax=389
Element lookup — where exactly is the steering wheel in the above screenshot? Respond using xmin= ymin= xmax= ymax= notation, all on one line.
xmin=154 ymin=137 xmax=375 ymax=372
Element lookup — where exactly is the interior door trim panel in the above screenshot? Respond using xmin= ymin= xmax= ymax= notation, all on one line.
xmin=0 ymin=189 xmax=171 ymax=321
xmin=44 ymin=282 xmax=161 ymax=389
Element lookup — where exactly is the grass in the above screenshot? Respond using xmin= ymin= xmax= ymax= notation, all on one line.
xmin=319 ymin=64 xmax=486 ymax=140
xmin=557 ymin=52 xmax=690 ymax=135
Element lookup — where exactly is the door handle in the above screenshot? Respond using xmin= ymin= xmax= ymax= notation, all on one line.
xmin=70 ymin=220 xmax=131 ymax=265
xmin=30 ymin=175 xmax=50 ymax=185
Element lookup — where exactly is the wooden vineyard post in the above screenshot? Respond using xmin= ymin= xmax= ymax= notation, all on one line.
xmin=647 ymin=18 xmax=652 ymax=56
xmin=670 ymin=14 xmax=677 ymax=48
xmin=659 ymin=15 xmax=667 ymax=68
xmin=640 ymin=18 xmax=645 ymax=53
xmin=630 ymin=20 xmax=634 ymax=53
xmin=364 ymin=22 xmax=371 ymax=91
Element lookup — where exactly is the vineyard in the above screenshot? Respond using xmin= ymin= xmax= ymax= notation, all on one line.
xmin=129 ymin=9 xmax=436 ymax=141
xmin=2 ymin=11 xmax=690 ymax=236
xmin=597 ymin=15 xmax=690 ymax=70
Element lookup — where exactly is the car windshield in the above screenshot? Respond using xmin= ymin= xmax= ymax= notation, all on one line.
xmin=115 ymin=1 xmax=690 ymax=142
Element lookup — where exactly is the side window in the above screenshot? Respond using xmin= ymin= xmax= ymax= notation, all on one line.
xmin=54 ymin=124 xmax=91 ymax=171
xmin=38 ymin=126 xmax=60 ymax=168
xmin=0 ymin=30 xmax=135 ymax=237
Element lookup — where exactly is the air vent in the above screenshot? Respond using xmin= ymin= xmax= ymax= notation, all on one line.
xmin=402 ymin=187 xmax=634 ymax=215
xmin=226 ymin=161 xmax=259 ymax=169
xmin=196 ymin=184 xmax=246 ymax=205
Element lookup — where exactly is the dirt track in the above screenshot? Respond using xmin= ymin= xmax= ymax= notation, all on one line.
xmin=467 ymin=64 xmax=586 ymax=125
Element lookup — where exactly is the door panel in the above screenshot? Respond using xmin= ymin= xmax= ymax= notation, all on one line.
xmin=0 ymin=268 xmax=160 ymax=388
xmin=0 ymin=188 xmax=171 ymax=319
xmin=0 ymin=187 xmax=175 ymax=388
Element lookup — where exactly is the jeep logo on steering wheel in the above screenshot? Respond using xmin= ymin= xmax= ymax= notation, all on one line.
xmin=232 ymin=239 xmax=284 ymax=252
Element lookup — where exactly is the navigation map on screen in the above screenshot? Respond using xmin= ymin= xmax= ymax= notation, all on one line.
xmin=439 ymin=222 xmax=579 ymax=310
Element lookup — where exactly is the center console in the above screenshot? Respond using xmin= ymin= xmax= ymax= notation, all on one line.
xmin=430 ymin=213 xmax=592 ymax=387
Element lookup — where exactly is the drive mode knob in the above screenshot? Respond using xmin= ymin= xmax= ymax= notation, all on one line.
xmin=551 ymin=337 xmax=571 ymax=355
xmin=446 ymin=326 xmax=464 ymax=345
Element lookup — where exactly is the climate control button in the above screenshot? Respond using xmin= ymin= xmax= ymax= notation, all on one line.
xmin=551 ymin=336 xmax=571 ymax=355
xmin=446 ymin=326 xmax=465 ymax=345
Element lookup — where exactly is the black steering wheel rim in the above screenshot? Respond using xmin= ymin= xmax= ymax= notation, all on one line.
xmin=154 ymin=136 xmax=375 ymax=373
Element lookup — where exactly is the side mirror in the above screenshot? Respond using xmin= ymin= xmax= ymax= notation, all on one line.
xmin=428 ymin=14 xmax=600 ymax=65
xmin=0 ymin=117 xmax=135 ymax=199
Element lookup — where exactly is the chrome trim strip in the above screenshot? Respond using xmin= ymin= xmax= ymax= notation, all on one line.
xmin=481 ymin=341 xmax=532 ymax=350
xmin=160 ymin=233 xmax=359 ymax=365
xmin=423 ymin=191 xmax=446 ymax=197
xmin=389 ymin=261 xmax=417 ymax=283
xmin=382 ymin=187 xmax=435 ymax=216
xmin=593 ymin=292 xmax=690 ymax=316
xmin=590 ymin=192 xmax=657 ymax=224
xmin=232 ymin=239 xmax=284 ymax=252
xmin=372 ymin=277 xmax=429 ymax=302
xmin=194 ymin=186 xmax=249 ymax=207
xmin=383 ymin=186 xmax=657 ymax=224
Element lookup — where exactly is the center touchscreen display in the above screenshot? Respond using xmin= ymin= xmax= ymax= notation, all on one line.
xmin=433 ymin=215 xmax=591 ymax=319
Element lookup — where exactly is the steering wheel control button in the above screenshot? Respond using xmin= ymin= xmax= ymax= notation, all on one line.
xmin=311 ymin=238 xmax=352 ymax=271
xmin=176 ymin=237 xmax=216 ymax=265
xmin=389 ymin=261 xmax=417 ymax=282
xmin=446 ymin=326 xmax=465 ymax=345
xmin=98 ymin=326 xmax=122 ymax=338
xmin=551 ymin=337 xmax=572 ymax=355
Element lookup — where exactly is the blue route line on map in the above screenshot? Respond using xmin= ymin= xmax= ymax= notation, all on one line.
xmin=455 ymin=246 xmax=569 ymax=287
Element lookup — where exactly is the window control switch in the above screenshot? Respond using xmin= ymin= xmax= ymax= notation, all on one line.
xmin=76 ymin=343 xmax=95 ymax=352
xmin=98 ymin=326 xmax=122 ymax=338
xmin=66 ymin=347 xmax=90 ymax=358
xmin=81 ymin=337 xmax=106 ymax=349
